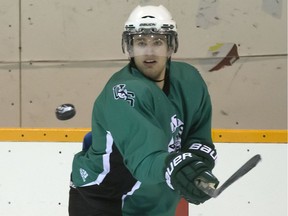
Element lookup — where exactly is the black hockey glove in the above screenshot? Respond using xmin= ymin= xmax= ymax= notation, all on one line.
xmin=186 ymin=142 xmax=218 ymax=170
xmin=165 ymin=152 xmax=219 ymax=205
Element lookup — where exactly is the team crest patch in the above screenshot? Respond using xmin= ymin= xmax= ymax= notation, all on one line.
xmin=113 ymin=84 xmax=135 ymax=107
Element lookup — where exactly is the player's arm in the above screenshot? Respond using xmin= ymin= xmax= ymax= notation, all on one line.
xmin=182 ymin=70 xmax=217 ymax=170
xmin=162 ymin=67 xmax=218 ymax=204
xmin=165 ymin=96 xmax=218 ymax=204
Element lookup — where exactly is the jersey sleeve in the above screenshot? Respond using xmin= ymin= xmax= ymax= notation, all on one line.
xmin=185 ymin=95 xmax=217 ymax=168
xmin=184 ymin=81 xmax=213 ymax=146
xmin=95 ymin=80 xmax=170 ymax=184
xmin=177 ymin=64 xmax=217 ymax=167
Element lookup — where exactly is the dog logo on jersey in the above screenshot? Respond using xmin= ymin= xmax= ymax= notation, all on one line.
xmin=113 ymin=84 xmax=135 ymax=107
xmin=168 ymin=115 xmax=184 ymax=152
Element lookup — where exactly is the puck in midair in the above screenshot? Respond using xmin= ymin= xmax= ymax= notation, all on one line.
xmin=55 ymin=103 xmax=76 ymax=120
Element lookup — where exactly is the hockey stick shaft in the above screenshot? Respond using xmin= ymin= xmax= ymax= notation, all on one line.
xmin=196 ymin=154 xmax=262 ymax=198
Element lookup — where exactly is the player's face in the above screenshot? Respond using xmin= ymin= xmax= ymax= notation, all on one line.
xmin=132 ymin=34 xmax=170 ymax=81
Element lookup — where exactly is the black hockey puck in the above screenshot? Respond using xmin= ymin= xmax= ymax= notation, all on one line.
xmin=55 ymin=103 xmax=76 ymax=120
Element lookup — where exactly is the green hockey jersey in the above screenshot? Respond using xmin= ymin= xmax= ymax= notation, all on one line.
xmin=71 ymin=61 xmax=214 ymax=215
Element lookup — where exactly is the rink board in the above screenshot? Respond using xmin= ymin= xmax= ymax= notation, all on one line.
xmin=0 ymin=129 xmax=287 ymax=216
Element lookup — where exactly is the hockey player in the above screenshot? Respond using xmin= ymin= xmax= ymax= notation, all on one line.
xmin=69 ymin=5 xmax=219 ymax=216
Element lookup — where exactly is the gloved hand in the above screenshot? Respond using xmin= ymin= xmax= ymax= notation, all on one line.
xmin=186 ymin=142 xmax=217 ymax=170
xmin=165 ymin=152 xmax=219 ymax=205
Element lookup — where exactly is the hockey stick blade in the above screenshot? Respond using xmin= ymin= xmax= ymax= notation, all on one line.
xmin=195 ymin=154 xmax=262 ymax=198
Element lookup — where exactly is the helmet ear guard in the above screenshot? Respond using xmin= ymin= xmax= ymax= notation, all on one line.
xmin=121 ymin=5 xmax=178 ymax=56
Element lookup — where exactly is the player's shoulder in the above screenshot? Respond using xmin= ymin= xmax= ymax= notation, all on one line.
xmin=170 ymin=61 xmax=204 ymax=82
xmin=171 ymin=61 xmax=196 ymax=70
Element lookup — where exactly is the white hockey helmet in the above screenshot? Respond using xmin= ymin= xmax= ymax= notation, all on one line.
xmin=122 ymin=5 xmax=178 ymax=55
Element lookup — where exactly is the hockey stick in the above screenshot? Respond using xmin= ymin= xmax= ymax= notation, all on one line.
xmin=195 ymin=154 xmax=262 ymax=198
